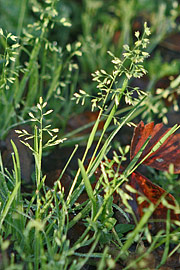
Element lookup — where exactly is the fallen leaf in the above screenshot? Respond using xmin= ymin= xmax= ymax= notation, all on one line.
xmin=67 ymin=111 xmax=104 ymax=135
xmin=130 ymin=121 xmax=180 ymax=173
xmin=128 ymin=171 xmax=179 ymax=223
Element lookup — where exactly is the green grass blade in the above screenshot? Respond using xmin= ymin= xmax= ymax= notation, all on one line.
xmin=123 ymin=136 xmax=151 ymax=176
xmin=103 ymin=78 xmax=128 ymax=132
xmin=46 ymin=64 xmax=62 ymax=101
xmin=87 ymin=117 xmax=101 ymax=150
xmin=0 ymin=182 xmax=20 ymax=230
xmin=78 ymin=159 xmax=96 ymax=217
xmin=118 ymin=203 xmax=156 ymax=257
xmin=157 ymin=210 xmax=170 ymax=268
xmin=14 ymin=39 xmax=41 ymax=105
xmin=129 ymin=124 xmax=180 ymax=174
xmin=68 ymin=202 xmax=91 ymax=229
xmin=23 ymin=64 xmax=39 ymax=117
xmin=74 ymin=233 xmax=100 ymax=270
xmin=11 ymin=140 xmax=21 ymax=185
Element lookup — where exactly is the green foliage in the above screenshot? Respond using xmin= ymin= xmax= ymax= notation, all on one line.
xmin=0 ymin=0 xmax=81 ymax=139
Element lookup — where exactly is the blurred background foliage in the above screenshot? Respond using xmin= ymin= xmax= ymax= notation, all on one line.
xmin=0 ymin=0 xmax=180 ymax=135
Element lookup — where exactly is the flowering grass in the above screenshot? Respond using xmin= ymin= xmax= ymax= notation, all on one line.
xmin=0 ymin=1 xmax=180 ymax=269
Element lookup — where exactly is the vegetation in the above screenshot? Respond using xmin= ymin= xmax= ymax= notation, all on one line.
xmin=0 ymin=0 xmax=180 ymax=269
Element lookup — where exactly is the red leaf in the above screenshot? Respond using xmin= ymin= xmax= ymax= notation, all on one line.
xmin=130 ymin=121 xmax=180 ymax=173
xmin=127 ymin=171 xmax=179 ymax=222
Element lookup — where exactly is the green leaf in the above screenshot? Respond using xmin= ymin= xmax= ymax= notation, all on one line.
xmin=115 ymin=224 xmax=135 ymax=234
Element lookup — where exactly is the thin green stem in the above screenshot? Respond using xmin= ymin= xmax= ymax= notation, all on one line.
xmin=36 ymin=111 xmax=43 ymax=217
xmin=67 ymin=73 xmax=123 ymax=201
xmin=17 ymin=0 xmax=27 ymax=38
xmin=86 ymin=78 xmax=128 ymax=173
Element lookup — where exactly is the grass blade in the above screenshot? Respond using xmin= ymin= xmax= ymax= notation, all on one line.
xmin=0 ymin=182 xmax=20 ymax=230
xmin=78 ymin=159 xmax=96 ymax=217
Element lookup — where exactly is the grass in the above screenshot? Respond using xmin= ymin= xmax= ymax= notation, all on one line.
xmin=0 ymin=0 xmax=180 ymax=269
